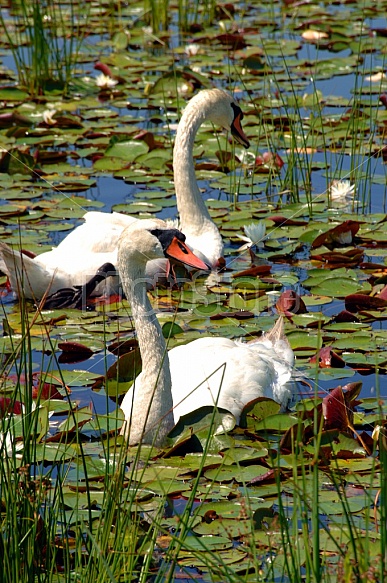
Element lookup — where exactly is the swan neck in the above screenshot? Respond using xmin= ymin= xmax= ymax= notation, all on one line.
xmin=120 ymin=258 xmax=174 ymax=445
xmin=173 ymin=106 xmax=215 ymax=232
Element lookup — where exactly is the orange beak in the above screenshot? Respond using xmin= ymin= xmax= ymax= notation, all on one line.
xmin=231 ymin=112 xmax=250 ymax=149
xmin=166 ymin=237 xmax=210 ymax=271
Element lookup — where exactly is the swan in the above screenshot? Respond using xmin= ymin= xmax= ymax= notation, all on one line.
xmin=118 ymin=220 xmax=294 ymax=446
xmin=173 ymin=87 xmax=249 ymax=266
xmin=0 ymin=88 xmax=249 ymax=302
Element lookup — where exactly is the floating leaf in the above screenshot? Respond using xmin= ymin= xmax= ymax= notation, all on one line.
xmin=310 ymin=347 xmax=346 ymax=369
xmin=58 ymin=405 xmax=94 ymax=433
xmin=104 ymin=140 xmax=149 ymax=161
xmin=162 ymin=322 xmax=184 ymax=337
xmin=345 ymin=293 xmax=387 ymax=312
xmin=94 ymin=348 xmax=142 ymax=398
xmin=276 ymin=290 xmax=307 ymax=315
xmin=58 ymin=341 xmax=94 ymax=361
xmin=239 ymin=398 xmax=281 ymax=429
xmin=168 ymin=406 xmax=236 ymax=451
xmin=254 ymin=414 xmax=299 ymax=432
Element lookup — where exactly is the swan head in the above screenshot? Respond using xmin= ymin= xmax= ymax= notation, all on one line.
xmin=194 ymin=88 xmax=250 ymax=149
xmin=118 ymin=219 xmax=210 ymax=270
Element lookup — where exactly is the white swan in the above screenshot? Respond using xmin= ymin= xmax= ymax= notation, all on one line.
xmin=0 ymin=89 xmax=249 ymax=302
xmin=118 ymin=220 xmax=294 ymax=446
xmin=173 ymin=88 xmax=249 ymax=266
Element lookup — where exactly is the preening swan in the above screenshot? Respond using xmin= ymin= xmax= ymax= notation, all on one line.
xmin=118 ymin=220 xmax=294 ymax=446
xmin=0 ymin=88 xmax=249 ymax=302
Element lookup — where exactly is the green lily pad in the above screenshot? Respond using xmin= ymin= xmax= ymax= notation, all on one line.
xmin=112 ymin=202 xmax=162 ymax=214
xmin=104 ymin=140 xmax=149 ymax=160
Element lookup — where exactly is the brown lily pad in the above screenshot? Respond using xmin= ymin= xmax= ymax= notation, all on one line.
xmin=232 ymin=265 xmax=272 ymax=278
xmin=312 ymin=248 xmax=364 ymax=268
xmin=345 ymin=293 xmax=387 ymax=313
xmin=276 ymin=290 xmax=307 ymax=316
xmin=312 ymin=220 xmax=362 ymax=249
xmin=268 ymin=215 xmax=308 ymax=226
xmin=0 ymin=397 xmax=23 ymax=416
xmin=310 ymin=346 xmax=346 ymax=368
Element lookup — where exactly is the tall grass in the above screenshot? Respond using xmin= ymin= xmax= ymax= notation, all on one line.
xmin=177 ymin=0 xmax=216 ymax=32
xmin=0 ymin=296 xmax=161 ymax=581
xmin=267 ymin=401 xmax=386 ymax=583
xmin=0 ymin=0 xmax=86 ymax=96
xmin=144 ymin=0 xmax=216 ymax=32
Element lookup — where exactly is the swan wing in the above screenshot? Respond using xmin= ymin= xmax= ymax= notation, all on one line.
xmin=169 ymin=336 xmax=294 ymax=423
xmin=53 ymin=212 xmax=138 ymax=255
xmin=0 ymin=242 xmax=63 ymax=299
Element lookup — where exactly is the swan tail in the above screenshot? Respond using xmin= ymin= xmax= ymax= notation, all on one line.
xmin=263 ymin=315 xmax=285 ymax=344
xmin=247 ymin=316 xmax=294 ymax=369
xmin=0 ymin=242 xmax=55 ymax=300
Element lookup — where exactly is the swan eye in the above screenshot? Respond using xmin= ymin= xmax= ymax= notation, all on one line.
xmin=150 ymin=228 xmax=187 ymax=253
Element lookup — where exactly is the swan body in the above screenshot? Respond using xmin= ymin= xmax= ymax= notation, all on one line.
xmin=167 ymin=333 xmax=294 ymax=422
xmin=0 ymin=89 xmax=249 ymax=301
xmin=118 ymin=220 xmax=294 ymax=446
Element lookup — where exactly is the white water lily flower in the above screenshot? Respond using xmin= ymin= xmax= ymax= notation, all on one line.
xmin=330 ymin=180 xmax=355 ymax=200
xmin=302 ymin=29 xmax=328 ymax=41
xmin=238 ymin=149 xmax=255 ymax=165
xmin=42 ymin=108 xmax=57 ymax=125
xmin=372 ymin=425 xmax=381 ymax=441
xmin=95 ymin=73 xmax=118 ymax=89
xmin=185 ymin=43 xmax=201 ymax=56
xmin=237 ymin=221 xmax=266 ymax=251
xmin=365 ymin=72 xmax=386 ymax=83
xmin=0 ymin=433 xmax=23 ymax=458
xmin=177 ymin=83 xmax=192 ymax=96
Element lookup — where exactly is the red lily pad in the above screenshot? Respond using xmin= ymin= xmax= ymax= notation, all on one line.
xmin=330 ymin=310 xmax=360 ymax=323
xmin=0 ymin=397 xmax=23 ymax=416
xmin=210 ymin=310 xmax=255 ymax=320
xmin=322 ymin=383 xmax=362 ymax=432
xmin=345 ymin=293 xmax=387 ymax=313
xmin=58 ymin=341 xmax=94 ymax=357
xmin=94 ymin=61 xmax=113 ymax=77
xmin=232 ymin=265 xmax=272 ymax=278
xmin=57 ymin=342 xmax=94 ymax=364
xmin=312 ymin=221 xmax=361 ymax=249
xmin=312 ymin=248 xmax=364 ymax=268
xmin=108 ymin=337 xmax=139 ymax=356
xmin=268 ymin=215 xmax=308 ymax=226
xmin=276 ymin=290 xmax=307 ymax=315
xmin=216 ymin=33 xmax=246 ymax=49
xmin=310 ymin=346 xmax=346 ymax=368
xmin=322 ymin=387 xmax=352 ymax=432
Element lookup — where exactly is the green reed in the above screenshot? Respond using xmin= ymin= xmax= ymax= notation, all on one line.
xmin=0 ymin=0 xmax=86 ymax=96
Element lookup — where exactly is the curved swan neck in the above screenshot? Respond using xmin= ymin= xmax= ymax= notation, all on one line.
xmin=173 ymin=96 xmax=223 ymax=261
xmin=119 ymin=251 xmax=174 ymax=445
